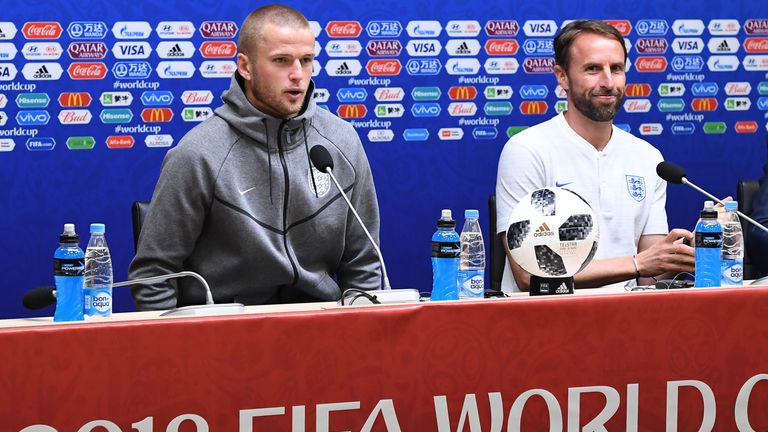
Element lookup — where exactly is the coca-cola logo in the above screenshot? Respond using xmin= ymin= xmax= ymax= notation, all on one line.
xmin=22 ymin=22 xmax=63 ymax=39
xmin=744 ymin=38 xmax=768 ymax=53
xmin=325 ymin=21 xmax=362 ymax=38
xmin=366 ymin=59 xmax=401 ymax=76
xmin=485 ymin=20 xmax=519 ymax=36
xmin=605 ymin=20 xmax=632 ymax=36
xmin=366 ymin=40 xmax=402 ymax=56
xmin=67 ymin=62 xmax=107 ymax=80
xmin=635 ymin=56 xmax=667 ymax=72
xmin=199 ymin=41 xmax=237 ymax=58
xmin=67 ymin=42 xmax=107 ymax=59
xmin=484 ymin=39 xmax=519 ymax=55
xmin=199 ymin=21 xmax=238 ymax=38
xmin=635 ymin=38 xmax=668 ymax=54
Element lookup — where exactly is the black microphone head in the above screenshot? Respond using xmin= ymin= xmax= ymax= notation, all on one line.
xmin=23 ymin=286 xmax=57 ymax=310
xmin=656 ymin=161 xmax=687 ymax=184
xmin=309 ymin=145 xmax=333 ymax=172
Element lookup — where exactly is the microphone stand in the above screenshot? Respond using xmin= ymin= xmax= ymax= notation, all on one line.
xmin=681 ymin=178 xmax=768 ymax=234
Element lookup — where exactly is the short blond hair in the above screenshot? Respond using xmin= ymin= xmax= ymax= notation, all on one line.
xmin=237 ymin=4 xmax=311 ymax=56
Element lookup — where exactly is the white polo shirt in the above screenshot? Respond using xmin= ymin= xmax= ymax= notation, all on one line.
xmin=496 ymin=113 xmax=669 ymax=291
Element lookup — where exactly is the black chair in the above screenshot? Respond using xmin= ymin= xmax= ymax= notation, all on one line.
xmin=488 ymin=195 xmax=506 ymax=292
xmin=737 ymin=180 xmax=760 ymax=280
xmin=131 ymin=200 xmax=151 ymax=253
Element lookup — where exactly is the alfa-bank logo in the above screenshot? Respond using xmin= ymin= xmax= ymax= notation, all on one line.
xmin=156 ymin=21 xmax=195 ymax=39
xmin=325 ymin=21 xmax=362 ymax=38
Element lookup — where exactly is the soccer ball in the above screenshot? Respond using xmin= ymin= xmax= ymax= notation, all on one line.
xmin=506 ymin=187 xmax=599 ymax=278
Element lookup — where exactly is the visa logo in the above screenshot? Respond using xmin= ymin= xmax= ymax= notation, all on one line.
xmin=411 ymin=102 xmax=441 ymax=117
xmin=406 ymin=40 xmax=441 ymax=56
xmin=140 ymin=91 xmax=173 ymax=106
xmin=519 ymin=85 xmax=548 ymax=99
xmin=691 ymin=82 xmax=719 ymax=96
xmin=336 ymin=87 xmax=367 ymax=103
xmin=524 ymin=20 xmax=557 ymax=36
xmin=402 ymin=128 xmax=429 ymax=141
xmin=16 ymin=110 xmax=50 ymax=126
xmin=112 ymin=42 xmax=151 ymax=59
xmin=673 ymin=38 xmax=702 ymax=54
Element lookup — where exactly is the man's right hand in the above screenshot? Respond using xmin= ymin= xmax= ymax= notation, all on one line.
xmin=635 ymin=229 xmax=696 ymax=278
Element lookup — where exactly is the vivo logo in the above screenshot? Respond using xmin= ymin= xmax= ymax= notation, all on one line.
xmin=402 ymin=128 xmax=429 ymax=141
xmin=522 ymin=38 xmax=554 ymax=56
xmin=691 ymin=82 xmax=719 ymax=96
xmin=405 ymin=39 xmax=442 ymax=56
xmin=336 ymin=87 xmax=368 ymax=103
xmin=112 ymin=41 xmax=152 ymax=59
xmin=446 ymin=58 xmax=480 ymax=75
xmin=670 ymin=55 xmax=704 ymax=72
xmin=672 ymin=19 xmax=705 ymax=36
xmin=141 ymin=91 xmax=173 ymax=106
xmin=671 ymin=122 xmax=695 ymax=135
xmin=756 ymin=97 xmax=768 ymax=111
xmin=16 ymin=110 xmax=50 ymax=125
xmin=635 ymin=19 xmax=669 ymax=36
xmin=406 ymin=21 xmax=442 ymax=38
xmin=707 ymin=55 xmax=740 ymax=72
xmin=411 ymin=102 xmax=441 ymax=117
xmin=405 ymin=59 xmax=442 ymax=76
xmin=519 ymin=85 xmax=549 ymax=99
xmin=523 ymin=20 xmax=557 ymax=37
xmin=112 ymin=61 xmax=152 ymax=79
xmin=365 ymin=20 xmax=402 ymax=38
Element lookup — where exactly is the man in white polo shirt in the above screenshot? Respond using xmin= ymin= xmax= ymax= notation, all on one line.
xmin=495 ymin=20 xmax=695 ymax=292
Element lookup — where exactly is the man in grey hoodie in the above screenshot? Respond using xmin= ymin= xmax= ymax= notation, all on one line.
xmin=129 ymin=4 xmax=381 ymax=309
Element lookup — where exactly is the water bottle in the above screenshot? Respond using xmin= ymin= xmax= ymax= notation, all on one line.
xmin=84 ymin=223 xmax=113 ymax=317
xmin=53 ymin=224 xmax=84 ymax=322
xmin=431 ymin=209 xmax=460 ymax=301
xmin=458 ymin=209 xmax=485 ymax=299
xmin=694 ymin=201 xmax=722 ymax=288
xmin=719 ymin=201 xmax=744 ymax=285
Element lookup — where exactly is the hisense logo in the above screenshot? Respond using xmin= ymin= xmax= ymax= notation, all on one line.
xmin=533 ymin=222 xmax=554 ymax=237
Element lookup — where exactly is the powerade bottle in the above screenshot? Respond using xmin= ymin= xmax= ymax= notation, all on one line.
xmin=719 ymin=201 xmax=744 ymax=285
xmin=53 ymin=224 xmax=84 ymax=322
xmin=84 ymin=223 xmax=113 ymax=318
xmin=431 ymin=209 xmax=460 ymax=301
xmin=458 ymin=209 xmax=485 ymax=298
xmin=694 ymin=201 xmax=722 ymax=288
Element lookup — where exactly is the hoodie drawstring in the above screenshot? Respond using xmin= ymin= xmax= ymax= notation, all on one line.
xmin=262 ymin=119 xmax=274 ymax=205
xmin=302 ymin=119 xmax=319 ymax=198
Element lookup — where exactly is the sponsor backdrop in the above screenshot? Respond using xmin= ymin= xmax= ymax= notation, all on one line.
xmin=1 ymin=0 xmax=768 ymax=318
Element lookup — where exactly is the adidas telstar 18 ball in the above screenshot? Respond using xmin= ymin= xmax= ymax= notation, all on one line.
xmin=506 ymin=187 xmax=599 ymax=278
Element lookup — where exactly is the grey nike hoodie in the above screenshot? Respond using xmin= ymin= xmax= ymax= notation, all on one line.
xmin=129 ymin=72 xmax=381 ymax=309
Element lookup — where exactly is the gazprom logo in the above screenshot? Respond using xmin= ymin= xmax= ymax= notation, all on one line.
xmin=671 ymin=122 xmax=696 ymax=135
xmin=16 ymin=110 xmax=50 ymax=126
xmin=691 ymin=82 xmax=719 ymax=96
xmin=522 ymin=39 xmax=554 ymax=56
xmin=365 ymin=21 xmax=402 ymax=38
xmin=446 ymin=58 xmax=480 ymax=75
xmin=707 ymin=55 xmax=739 ymax=71
xmin=672 ymin=19 xmax=705 ymax=36
xmin=140 ymin=90 xmax=173 ymax=106
xmin=519 ymin=85 xmax=548 ymax=99
xmin=406 ymin=21 xmax=442 ymax=38
xmin=405 ymin=58 xmax=441 ymax=75
xmin=336 ymin=87 xmax=368 ymax=103
xmin=25 ymin=137 xmax=55 ymax=151
xmin=635 ymin=19 xmax=669 ymax=36
xmin=403 ymin=128 xmax=429 ymax=141
xmin=156 ymin=61 xmax=195 ymax=79
xmin=112 ymin=61 xmax=152 ymax=79
xmin=411 ymin=102 xmax=441 ymax=117
xmin=670 ymin=55 xmax=704 ymax=72
xmin=473 ymin=126 xmax=498 ymax=140
xmin=112 ymin=21 xmax=152 ymax=39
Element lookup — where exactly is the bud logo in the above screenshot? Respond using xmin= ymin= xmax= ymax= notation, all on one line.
xmin=635 ymin=38 xmax=668 ymax=54
xmin=523 ymin=20 xmax=557 ymax=37
xmin=21 ymin=42 xmax=61 ymax=60
xmin=324 ymin=60 xmax=362 ymax=76
xmin=156 ymin=21 xmax=195 ymax=39
xmin=0 ymin=42 xmax=17 ymax=60
xmin=21 ymin=62 xmax=63 ymax=80
xmin=181 ymin=90 xmax=214 ymax=105
xmin=16 ymin=110 xmax=50 ymax=126
xmin=199 ymin=21 xmax=238 ymax=38
xmin=636 ymin=19 xmax=669 ymax=36
xmin=312 ymin=88 xmax=330 ymax=103
xmin=156 ymin=61 xmax=195 ymax=79
xmin=519 ymin=85 xmax=548 ymax=99
xmin=485 ymin=39 xmax=519 ymax=56
xmin=522 ymin=39 xmax=554 ymax=56
xmin=625 ymin=83 xmax=652 ymax=97
xmin=671 ymin=122 xmax=695 ymax=135
xmin=448 ymin=86 xmax=477 ymax=100
xmin=604 ymin=20 xmax=632 ymax=36
xmin=735 ymin=121 xmax=758 ymax=133
xmin=672 ymin=38 xmax=703 ymax=54
xmin=691 ymin=98 xmax=718 ymax=111
xmin=405 ymin=59 xmax=442 ymax=76
xmin=725 ymin=82 xmax=752 ymax=96
xmin=0 ymin=93 xmax=6 ymax=108
xmin=26 ymin=137 xmax=55 ymax=151
xmin=0 ymin=63 xmax=17 ymax=81
xmin=725 ymin=97 xmax=751 ymax=111
xmin=157 ymin=41 xmax=195 ymax=59
xmin=485 ymin=85 xmax=513 ymax=100
xmin=100 ymin=92 xmax=133 ymax=106
xmin=523 ymin=57 xmax=555 ymax=73
xmin=635 ymin=56 xmax=667 ymax=72
xmin=0 ymin=138 xmax=14 ymax=151
xmin=743 ymin=55 xmax=768 ymax=71
xmin=141 ymin=91 xmax=174 ymax=106
xmin=182 ymin=107 xmax=213 ymax=122
xmin=112 ymin=21 xmax=152 ymax=39
xmin=411 ymin=87 xmax=441 ymax=100
xmin=145 ymin=134 xmax=174 ymax=148
xmin=403 ymin=128 xmax=429 ymax=141
xmin=365 ymin=21 xmax=402 ymax=38
xmin=483 ymin=57 xmax=519 ymax=74
xmin=445 ymin=20 xmax=481 ymax=37
xmin=745 ymin=38 xmax=768 ymax=53
xmin=106 ymin=135 xmax=134 ymax=149
xmin=324 ymin=40 xmax=363 ymax=57
xmin=366 ymin=59 xmax=401 ymax=76
xmin=112 ymin=61 xmax=152 ymax=80
xmin=58 ymin=92 xmax=92 ymax=107
xmin=16 ymin=93 xmax=49 ymax=108
xmin=411 ymin=103 xmax=441 ymax=117
xmin=374 ymin=87 xmax=404 ymax=102
xmin=446 ymin=39 xmax=481 ymax=56
xmin=406 ymin=21 xmax=442 ymax=38
xmin=22 ymin=22 xmax=63 ymax=39
xmin=367 ymin=129 xmax=395 ymax=142
xmin=99 ymin=108 xmax=133 ymax=123
xmin=657 ymin=98 xmax=685 ymax=112
xmin=141 ymin=108 xmax=173 ymax=122
xmin=671 ymin=55 xmax=704 ymax=72
xmin=67 ymin=21 xmax=107 ymax=39
xmin=336 ymin=87 xmax=367 ymax=103
xmin=520 ymin=101 xmax=548 ymax=115
xmin=473 ymin=127 xmax=498 ymax=140
xmin=446 ymin=58 xmax=480 ymax=75
xmin=623 ymin=99 xmax=652 ymax=113
xmin=199 ymin=60 xmax=236 ymax=78
xmin=484 ymin=101 xmax=513 ymax=116
xmin=336 ymin=104 xmax=367 ymax=119
xmin=325 ymin=21 xmax=362 ymax=38
xmin=58 ymin=109 xmax=92 ymax=125
xmin=708 ymin=37 xmax=739 ymax=54
xmin=366 ymin=40 xmax=402 ymax=57
xmin=639 ymin=123 xmax=663 ymax=136
xmin=67 ymin=42 xmax=107 ymax=59
xmin=198 ymin=41 xmax=236 ymax=58
xmin=438 ymin=127 xmax=464 ymax=140
xmin=375 ymin=103 xmax=404 ymax=118
xmin=745 ymin=19 xmax=768 ymax=35
xmin=672 ymin=19 xmax=705 ymax=36
xmin=406 ymin=39 xmax=442 ymax=56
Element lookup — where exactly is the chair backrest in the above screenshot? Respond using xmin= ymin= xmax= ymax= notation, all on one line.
xmin=488 ymin=195 xmax=506 ymax=292
xmin=131 ymin=200 xmax=151 ymax=253
xmin=737 ymin=180 xmax=760 ymax=280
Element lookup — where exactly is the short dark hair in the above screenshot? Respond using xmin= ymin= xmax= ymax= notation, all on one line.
xmin=554 ymin=20 xmax=627 ymax=72
xmin=237 ymin=4 xmax=311 ymax=56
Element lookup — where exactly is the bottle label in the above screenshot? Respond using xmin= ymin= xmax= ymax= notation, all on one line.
xmin=54 ymin=258 xmax=84 ymax=276
xmin=720 ymin=259 xmax=743 ymax=285
xmin=84 ymin=288 xmax=112 ymax=316
xmin=695 ymin=232 xmax=722 ymax=248
xmin=458 ymin=270 xmax=484 ymax=297
xmin=431 ymin=241 xmax=460 ymax=258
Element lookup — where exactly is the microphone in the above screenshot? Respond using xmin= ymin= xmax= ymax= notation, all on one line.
xmin=656 ymin=161 xmax=768 ymax=234
xmin=23 ymin=286 xmax=56 ymax=310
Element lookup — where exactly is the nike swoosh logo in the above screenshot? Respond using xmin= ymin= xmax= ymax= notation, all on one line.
xmin=239 ymin=186 xmax=257 ymax=196
xmin=555 ymin=181 xmax=573 ymax=187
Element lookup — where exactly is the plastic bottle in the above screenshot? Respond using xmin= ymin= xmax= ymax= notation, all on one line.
xmin=694 ymin=201 xmax=722 ymax=288
xmin=84 ymin=223 xmax=113 ymax=317
xmin=53 ymin=224 xmax=84 ymax=322
xmin=719 ymin=201 xmax=743 ymax=285
xmin=431 ymin=209 xmax=460 ymax=301
xmin=458 ymin=209 xmax=485 ymax=299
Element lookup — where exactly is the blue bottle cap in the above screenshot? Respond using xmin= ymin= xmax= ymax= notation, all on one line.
xmin=90 ymin=223 xmax=105 ymax=234
xmin=465 ymin=209 xmax=479 ymax=219
xmin=724 ymin=201 xmax=738 ymax=211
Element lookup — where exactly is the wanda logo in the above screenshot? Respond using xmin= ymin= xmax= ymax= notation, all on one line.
xmin=200 ymin=41 xmax=237 ymax=58
xmin=485 ymin=39 xmax=519 ymax=55
xmin=366 ymin=60 xmax=401 ymax=76
xmin=325 ymin=21 xmax=362 ymax=37
xmin=22 ymin=22 xmax=63 ymax=39
xmin=744 ymin=38 xmax=768 ymax=53
xmin=67 ymin=62 xmax=107 ymax=79
xmin=635 ymin=57 xmax=667 ymax=72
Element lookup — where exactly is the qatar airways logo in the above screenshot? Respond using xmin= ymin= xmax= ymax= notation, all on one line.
xmin=366 ymin=40 xmax=402 ymax=57
xmin=745 ymin=19 xmax=768 ymax=35
xmin=485 ymin=20 xmax=519 ymax=36
xmin=67 ymin=42 xmax=107 ymax=59
xmin=635 ymin=38 xmax=668 ymax=54
xmin=200 ymin=21 xmax=238 ymax=38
